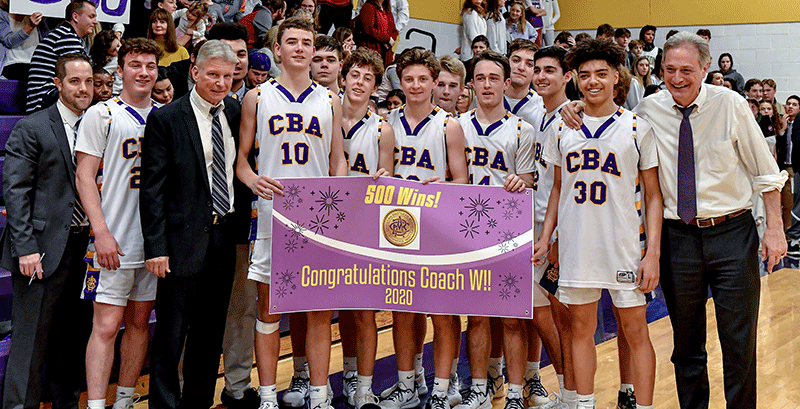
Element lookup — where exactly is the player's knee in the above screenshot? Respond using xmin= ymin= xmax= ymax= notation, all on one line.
xmin=618 ymin=319 xmax=650 ymax=347
xmin=256 ymin=319 xmax=280 ymax=335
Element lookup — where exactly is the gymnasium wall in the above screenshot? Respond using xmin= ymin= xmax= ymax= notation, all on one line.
xmin=397 ymin=0 xmax=800 ymax=103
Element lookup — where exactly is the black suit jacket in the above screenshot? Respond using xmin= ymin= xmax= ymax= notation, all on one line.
xmin=140 ymin=93 xmax=242 ymax=277
xmin=0 ymin=104 xmax=83 ymax=276
xmin=777 ymin=119 xmax=800 ymax=170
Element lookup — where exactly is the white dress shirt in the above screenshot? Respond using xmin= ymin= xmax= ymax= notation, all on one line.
xmin=636 ymin=83 xmax=788 ymax=220
xmin=189 ymin=89 xmax=236 ymax=214
xmin=56 ymin=100 xmax=82 ymax=153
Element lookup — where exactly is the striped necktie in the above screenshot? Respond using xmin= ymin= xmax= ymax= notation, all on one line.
xmin=210 ymin=105 xmax=230 ymax=215
xmin=71 ymin=119 xmax=88 ymax=226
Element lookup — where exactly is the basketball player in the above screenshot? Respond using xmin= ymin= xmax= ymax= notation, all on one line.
xmin=340 ymin=46 xmax=395 ymax=409
xmin=530 ymin=45 xmax=578 ymax=409
xmin=457 ymin=50 xmax=536 ymax=409
xmin=75 ymin=38 xmax=162 ymax=409
xmin=237 ymin=16 xmax=348 ymax=409
xmin=533 ymin=38 xmax=661 ymax=409
xmin=379 ymin=48 xmax=468 ymax=409
xmin=311 ymin=35 xmax=344 ymax=98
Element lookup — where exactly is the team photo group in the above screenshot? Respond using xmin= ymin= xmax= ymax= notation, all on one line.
xmin=0 ymin=1 xmax=787 ymax=409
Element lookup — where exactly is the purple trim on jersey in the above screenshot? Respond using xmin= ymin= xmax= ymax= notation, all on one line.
xmin=505 ymin=89 xmax=536 ymax=115
xmin=343 ymin=111 xmax=371 ymax=140
xmin=399 ymin=106 xmax=440 ymax=136
xmin=540 ymin=108 xmax=559 ymax=132
xmin=270 ymin=78 xmax=317 ymax=103
xmin=114 ymin=98 xmax=157 ymax=125
xmin=579 ymin=107 xmax=624 ymax=139
xmin=470 ymin=110 xmax=511 ymax=136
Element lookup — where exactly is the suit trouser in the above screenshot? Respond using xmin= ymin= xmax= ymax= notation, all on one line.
xmin=786 ymin=173 xmax=800 ymax=239
xmin=148 ymin=222 xmax=236 ymax=409
xmin=660 ymin=212 xmax=759 ymax=409
xmin=2 ymin=227 xmax=92 ymax=409
xmin=222 ymin=243 xmax=257 ymax=397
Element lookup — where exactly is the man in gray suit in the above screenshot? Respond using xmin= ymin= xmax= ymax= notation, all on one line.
xmin=1 ymin=53 xmax=94 ymax=409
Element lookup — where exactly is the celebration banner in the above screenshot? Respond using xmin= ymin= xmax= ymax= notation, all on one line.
xmin=11 ymin=0 xmax=131 ymax=24
xmin=270 ymin=176 xmax=534 ymax=318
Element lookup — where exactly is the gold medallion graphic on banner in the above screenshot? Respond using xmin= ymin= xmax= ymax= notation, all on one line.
xmin=382 ymin=208 xmax=417 ymax=247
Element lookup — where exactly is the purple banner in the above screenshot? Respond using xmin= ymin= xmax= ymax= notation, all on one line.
xmin=270 ymin=176 xmax=534 ymax=318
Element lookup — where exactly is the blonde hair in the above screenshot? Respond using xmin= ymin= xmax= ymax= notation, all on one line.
xmin=438 ymin=55 xmax=466 ymax=85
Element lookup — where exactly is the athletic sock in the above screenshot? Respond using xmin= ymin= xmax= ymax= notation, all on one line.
xmin=432 ymin=377 xmax=449 ymax=396
xmin=576 ymin=393 xmax=594 ymax=409
xmin=87 ymin=399 xmax=105 ymax=409
xmin=451 ymin=358 xmax=459 ymax=376
xmin=357 ymin=375 xmax=373 ymax=395
xmin=344 ymin=356 xmax=357 ymax=374
xmin=309 ymin=384 xmax=329 ymax=408
xmin=116 ymin=386 xmax=135 ymax=401
xmin=414 ymin=353 xmax=424 ymax=375
xmin=620 ymin=383 xmax=634 ymax=393
xmin=399 ymin=370 xmax=416 ymax=390
xmin=556 ymin=374 xmax=565 ymax=394
xmin=472 ymin=378 xmax=487 ymax=390
xmin=524 ymin=361 xmax=540 ymax=381
xmin=294 ymin=356 xmax=308 ymax=374
xmin=636 ymin=405 xmax=652 ymax=409
xmin=488 ymin=357 xmax=503 ymax=378
xmin=260 ymin=385 xmax=278 ymax=404
xmin=507 ymin=383 xmax=523 ymax=396
xmin=562 ymin=390 xmax=578 ymax=409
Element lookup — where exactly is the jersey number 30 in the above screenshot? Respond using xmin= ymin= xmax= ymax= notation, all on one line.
xmin=573 ymin=180 xmax=607 ymax=205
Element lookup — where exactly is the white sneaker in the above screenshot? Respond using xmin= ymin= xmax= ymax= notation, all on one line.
xmin=416 ymin=367 xmax=428 ymax=396
xmin=529 ymin=393 xmax=566 ymax=409
xmin=259 ymin=400 xmax=280 ymax=409
xmin=447 ymin=373 xmax=462 ymax=406
xmin=112 ymin=394 xmax=140 ymax=409
xmin=488 ymin=372 xmax=505 ymax=399
xmin=356 ymin=390 xmax=382 ymax=409
xmin=343 ymin=370 xmax=358 ymax=406
xmin=282 ymin=373 xmax=310 ymax=407
xmin=379 ymin=382 xmax=421 ymax=409
xmin=453 ymin=385 xmax=491 ymax=409
xmin=310 ymin=396 xmax=335 ymax=409
xmin=523 ymin=373 xmax=550 ymax=407
xmin=429 ymin=391 xmax=450 ymax=409
xmin=503 ymin=393 xmax=524 ymax=409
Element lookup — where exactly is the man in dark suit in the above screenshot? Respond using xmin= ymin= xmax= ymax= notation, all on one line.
xmin=780 ymin=95 xmax=800 ymax=255
xmin=140 ymin=40 xmax=242 ymax=409
xmin=1 ymin=53 xmax=94 ymax=409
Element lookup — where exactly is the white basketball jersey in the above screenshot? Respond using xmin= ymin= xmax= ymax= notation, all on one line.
xmin=388 ymin=106 xmax=450 ymax=181
xmin=459 ymin=109 xmax=535 ymax=186
xmin=343 ymin=110 xmax=382 ymax=176
xmin=75 ymin=97 xmax=158 ymax=268
xmin=253 ymin=79 xmax=334 ymax=239
xmin=533 ymin=101 xmax=569 ymax=223
xmin=542 ymin=107 xmax=657 ymax=290
xmin=504 ymin=88 xmax=544 ymax=126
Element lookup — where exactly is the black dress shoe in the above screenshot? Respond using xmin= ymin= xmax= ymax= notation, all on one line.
xmin=222 ymin=387 xmax=261 ymax=409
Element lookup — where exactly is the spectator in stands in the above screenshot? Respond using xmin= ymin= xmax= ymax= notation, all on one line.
xmin=540 ymin=0 xmax=560 ymax=46
xmin=2 ymin=51 xmax=95 ymax=409
xmin=465 ymin=34 xmax=489 ymax=82
xmin=0 ymin=1 xmax=44 ymax=81
xmin=333 ymin=26 xmax=354 ymax=57
xmin=485 ymin=0 xmax=507 ymax=56
xmin=355 ymin=0 xmax=398 ymax=66
xmin=638 ymin=24 xmax=659 ymax=67
xmin=718 ymin=52 xmax=745 ymax=93
xmin=574 ymin=32 xmax=591 ymax=44
xmin=151 ymin=67 xmax=174 ymax=104
xmin=173 ymin=0 xmax=209 ymax=47
xmin=258 ymin=26 xmax=282 ymax=78
xmin=615 ymin=28 xmax=631 ymax=68
xmin=246 ymin=49 xmax=271 ymax=87
xmin=148 ymin=8 xmax=190 ymax=66
xmin=91 ymin=64 xmax=113 ymax=104
xmin=627 ymin=39 xmax=642 ymax=69
xmin=633 ymin=55 xmax=659 ymax=87
xmin=506 ymin=1 xmax=537 ymax=44
xmin=459 ymin=0 xmax=487 ymax=62
xmin=722 ymin=77 xmax=738 ymax=93
xmin=777 ymin=95 xmax=799 ymax=232
xmin=760 ymin=100 xmax=783 ymax=139
xmin=595 ymin=23 xmax=614 ymax=40
xmin=643 ymin=84 xmax=659 ymax=97
xmin=744 ymin=78 xmax=763 ymax=102
xmin=705 ymin=70 xmax=724 ymax=86
xmin=90 ymin=30 xmax=122 ymax=93
xmin=747 ymin=98 xmax=759 ymax=117
xmin=386 ymin=88 xmax=404 ymax=110
xmin=317 ymin=0 xmax=353 ymax=35
xmin=240 ymin=0 xmax=285 ymax=49
xmin=665 ymin=29 xmax=678 ymax=40
xmin=456 ymin=84 xmax=474 ymax=114
xmin=161 ymin=38 xmax=204 ymax=99
xmin=696 ymin=28 xmax=711 ymax=42
xmin=762 ymin=79 xmax=785 ymax=116
xmin=553 ymin=30 xmax=574 ymax=49
xmin=524 ymin=0 xmax=545 ymax=46
xmin=26 ymin=0 xmax=96 ymax=113
xmin=355 ymin=0 xmax=410 ymax=36
xmin=206 ymin=22 xmax=250 ymax=101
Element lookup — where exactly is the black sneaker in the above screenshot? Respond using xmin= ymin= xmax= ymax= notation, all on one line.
xmin=221 ymin=387 xmax=261 ymax=409
xmin=616 ymin=389 xmax=636 ymax=409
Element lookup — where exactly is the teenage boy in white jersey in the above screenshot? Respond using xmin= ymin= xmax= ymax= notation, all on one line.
xmin=312 ymin=35 xmax=344 ymax=98
xmin=380 ymin=48 xmax=468 ymax=409
xmin=237 ymin=16 xmax=348 ymax=409
xmin=340 ymin=46 xmax=395 ymax=409
xmin=533 ymin=38 xmax=661 ymax=409
xmin=456 ymin=50 xmax=536 ymax=409
xmin=499 ymin=38 xmax=561 ymax=408
xmin=75 ymin=38 xmax=162 ymax=409
xmin=530 ymin=44 xmax=577 ymax=409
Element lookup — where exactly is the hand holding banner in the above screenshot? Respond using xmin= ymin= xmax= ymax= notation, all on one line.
xmin=269 ymin=176 xmax=534 ymax=318
xmin=11 ymin=0 xmax=130 ymax=24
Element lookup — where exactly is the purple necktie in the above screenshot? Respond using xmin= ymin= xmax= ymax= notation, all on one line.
xmin=677 ymin=105 xmax=697 ymax=224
